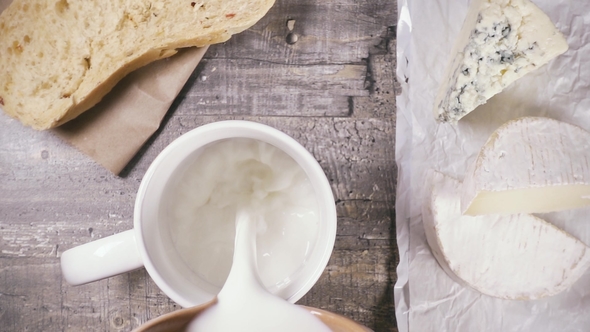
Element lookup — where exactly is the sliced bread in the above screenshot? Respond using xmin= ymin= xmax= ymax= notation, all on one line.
xmin=0 ymin=0 xmax=274 ymax=129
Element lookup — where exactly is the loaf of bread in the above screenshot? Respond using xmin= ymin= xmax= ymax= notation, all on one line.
xmin=0 ymin=0 xmax=274 ymax=129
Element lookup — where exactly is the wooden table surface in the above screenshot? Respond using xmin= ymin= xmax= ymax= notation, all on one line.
xmin=0 ymin=0 xmax=398 ymax=331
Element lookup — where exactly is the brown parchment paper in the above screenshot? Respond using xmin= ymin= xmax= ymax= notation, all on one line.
xmin=0 ymin=0 xmax=207 ymax=174
xmin=53 ymin=47 xmax=207 ymax=174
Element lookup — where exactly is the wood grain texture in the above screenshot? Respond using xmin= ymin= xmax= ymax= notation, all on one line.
xmin=0 ymin=0 xmax=397 ymax=330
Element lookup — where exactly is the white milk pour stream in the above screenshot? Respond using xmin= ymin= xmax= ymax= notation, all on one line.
xmin=187 ymin=208 xmax=331 ymax=331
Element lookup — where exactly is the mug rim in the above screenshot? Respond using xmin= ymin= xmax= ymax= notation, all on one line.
xmin=133 ymin=120 xmax=337 ymax=307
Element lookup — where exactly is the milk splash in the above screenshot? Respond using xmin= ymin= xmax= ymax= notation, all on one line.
xmin=186 ymin=208 xmax=332 ymax=332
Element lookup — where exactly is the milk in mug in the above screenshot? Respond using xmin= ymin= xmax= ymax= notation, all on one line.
xmin=160 ymin=138 xmax=321 ymax=292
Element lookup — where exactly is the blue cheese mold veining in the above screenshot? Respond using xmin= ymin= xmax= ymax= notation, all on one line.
xmin=434 ymin=0 xmax=568 ymax=123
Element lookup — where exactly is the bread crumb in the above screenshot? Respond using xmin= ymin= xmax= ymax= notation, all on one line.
xmin=286 ymin=19 xmax=295 ymax=31
xmin=226 ymin=13 xmax=236 ymax=18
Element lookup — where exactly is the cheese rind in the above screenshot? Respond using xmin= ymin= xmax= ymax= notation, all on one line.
xmin=434 ymin=0 xmax=568 ymax=123
xmin=462 ymin=117 xmax=590 ymax=215
xmin=424 ymin=171 xmax=590 ymax=300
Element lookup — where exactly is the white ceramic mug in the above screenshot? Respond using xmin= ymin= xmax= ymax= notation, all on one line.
xmin=60 ymin=120 xmax=337 ymax=308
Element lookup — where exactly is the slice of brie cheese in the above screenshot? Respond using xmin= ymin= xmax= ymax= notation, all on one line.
xmin=423 ymin=171 xmax=590 ymax=300
xmin=434 ymin=0 xmax=568 ymax=123
xmin=462 ymin=117 xmax=590 ymax=215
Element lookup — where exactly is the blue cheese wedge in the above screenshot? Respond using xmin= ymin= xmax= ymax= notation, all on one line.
xmin=462 ymin=117 xmax=590 ymax=215
xmin=434 ymin=0 xmax=568 ymax=123
xmin=423 ymin=171 xmax=590 ymax=300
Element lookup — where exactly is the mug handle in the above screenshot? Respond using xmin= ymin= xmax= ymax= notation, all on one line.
xmin=60 ymin=229 xmax=143 ymax=285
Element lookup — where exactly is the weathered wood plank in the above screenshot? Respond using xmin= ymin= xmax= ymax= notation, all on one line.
xmin=216 ymin=0 xmax=393 ymax=64
xmin=0 ymin=118 xmax=397 ymax=331
xmin=0 ymin=0 xmax=398 ymax=330
xmin=0 ymin=117 xmax=394 ymax=254
xmin=1 ymin=200 xmax=395 ymax=331
xmin=170 ymin=0 xmax=395 ymax=118
xmin=175 ymin=60 xmax=367 ymax=117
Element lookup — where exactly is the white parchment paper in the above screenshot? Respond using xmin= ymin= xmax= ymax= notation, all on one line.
xmin=395 ymin=0 xmax=590 ymax=331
